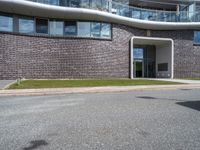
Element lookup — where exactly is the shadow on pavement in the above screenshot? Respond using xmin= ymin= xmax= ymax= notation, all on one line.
xmin=23 ymin=140 xmax=48 ymax=150
xmin=176 ymin=101 xmax=200 ymax=111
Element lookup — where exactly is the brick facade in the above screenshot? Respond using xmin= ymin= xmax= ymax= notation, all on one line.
xmin=0 ymin=24 xmax=199 ymax=79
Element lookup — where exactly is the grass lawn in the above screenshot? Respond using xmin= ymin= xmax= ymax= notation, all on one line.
xmin=8 ymin=79 xmax=181 ymax=89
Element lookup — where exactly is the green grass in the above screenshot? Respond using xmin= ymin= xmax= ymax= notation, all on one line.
xmin=8 ymin=79 xmax=181 ymax=89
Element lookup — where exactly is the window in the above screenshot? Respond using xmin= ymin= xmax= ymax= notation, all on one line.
xmin=69 ymin=0 xmax=80 ymax=7
xmin=60 ymin=0 xmax=68 ymax=6
xmin=36 ymin=18 xmax=48 ymax=34
xmin=92 ymin=0 xmax=102 ymax=10
xmin=0 ymin=15 xmax=13 ymax=32
xmin=194 ymin=31 xmax=200 ymax=45
xmin=50 ymin=20 xmax=64 ymax=36
xmin=49 ymin=0 xmax=60 ymax=5
xmin=64 ymin=21 xmax=77 ymax=36
xmin=0 ymin=13 xmax=111 ymax=39
xmin=91 ymin=22 xmax=101 ymax=37
xmin=133 ymin=48 xmax=144 ymax=59
xmin=77 ymin=22 xmax=91 ymax=37
xmin=158 ymin=63 xmax=168 ymax=71
xmin=80 ymin=0 xmax=90 ymax=8
xmin=101 ymin=23 xmax=111 ymax=38
xmin=19 ymin=17 xmax=34 ymax=34
xmin=101 ymin=0 xmax=109 ymax=11
xmin=132 ymin=9 xmax=141 ymax=19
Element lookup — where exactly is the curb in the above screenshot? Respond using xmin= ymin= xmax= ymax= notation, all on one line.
xmin=0 ymin=84 xmax=200 ymax=97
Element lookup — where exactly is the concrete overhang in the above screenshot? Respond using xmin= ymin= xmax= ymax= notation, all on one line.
xmin=132 ymin=36 xmax=173 ymax=45
xmin=1 ymin=0 xmax=200 ymax=30
xmin=130 ymin=36 xmax=174 ymax=79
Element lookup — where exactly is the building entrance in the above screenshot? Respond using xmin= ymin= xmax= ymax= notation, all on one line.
xmin=131 ymin=36 xmax=174 ymax=79
xmin=133 ymin=45 xmax=156 ymax=78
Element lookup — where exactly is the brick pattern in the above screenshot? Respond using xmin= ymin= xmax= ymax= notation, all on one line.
xmin=0 ymin=24 xmax=199 ymax=79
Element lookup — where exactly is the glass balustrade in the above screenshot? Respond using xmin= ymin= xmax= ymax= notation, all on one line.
xmin=26 ymin=0 xmax=200 ymax=22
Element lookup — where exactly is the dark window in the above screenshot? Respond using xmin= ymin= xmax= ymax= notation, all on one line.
xmin=69 ymin=0 xmax=80 ymax=7
xmin=19 ymin=17 xmax=34 ymax=34
xmin=60 ymin=0 xmax=68 ymax=6
xmin=0 ymin=15 xmax=13 ymax=32
xmin=158 ymin=63 xmax=168 ymax=71
xmin=194 ymin=31 xmax=200 ymax=45
xmin=36 ymin=18 xmax=48 ymax=34
xmin=64 ymin=21 xmax=77 ymax=36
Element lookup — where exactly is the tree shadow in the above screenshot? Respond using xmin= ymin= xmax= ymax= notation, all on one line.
xmin=176 ymin=101 xmax=200 ymax=111
xmin=23 ymin=140 xmax=48 ymax=150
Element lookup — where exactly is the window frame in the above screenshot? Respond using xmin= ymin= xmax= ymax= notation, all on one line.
xmin=77 ymin=21 xmax=91 ymax=37
xmin=49 ymin=19 xmax=64 ymax=36
xmin=0 ymin=13 xmax=13 ymax=32
xmin=18 ymin=16 xmax=35 ymax=34
xmin=35 ymin=18 xmax=49 ymax=34
xmin=64 ymin=21 xmax=77 ymax=36
xmin=101 ymin=23 xmax=111 ymax=39
xmin=91 ymin=22 xmax=101 ymax=38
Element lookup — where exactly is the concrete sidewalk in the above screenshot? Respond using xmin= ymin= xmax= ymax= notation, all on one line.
xmin=0 ymin=80 xmax=15 ymax=90
xmin=0 ymin=84 xmax=200 ymax=96
xmin=137 ymin=78 xmax=200 ymax=84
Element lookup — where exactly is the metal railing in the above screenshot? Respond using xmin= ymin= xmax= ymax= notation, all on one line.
xmin=27 ymin=0 xmax=200 ymax=22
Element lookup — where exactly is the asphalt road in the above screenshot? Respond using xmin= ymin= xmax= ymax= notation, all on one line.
xmin=0 ymin=89 xmax=200 ymax=150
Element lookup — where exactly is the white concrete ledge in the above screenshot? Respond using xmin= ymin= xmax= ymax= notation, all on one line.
xmin=1 ymin=0 xmax=200 ymax=30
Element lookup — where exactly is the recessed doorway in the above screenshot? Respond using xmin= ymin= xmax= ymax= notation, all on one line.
xmin=130 ymin=36 xmax=174 ymax=79
xmin=133 ymin=46 xmax=156 ymax=78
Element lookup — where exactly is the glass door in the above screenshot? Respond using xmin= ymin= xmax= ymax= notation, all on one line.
xmin=133 ymin=48 xmax=144 ymax=78
xmin=134 ymin=61 xmax=143 ymax=78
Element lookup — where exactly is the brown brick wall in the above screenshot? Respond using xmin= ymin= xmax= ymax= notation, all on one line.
xmin=0 ymin=24 xmax=199 ymax=79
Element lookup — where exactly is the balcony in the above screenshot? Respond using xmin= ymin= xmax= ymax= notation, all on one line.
xmin=27 ymin=0 xmax=200 ymax=22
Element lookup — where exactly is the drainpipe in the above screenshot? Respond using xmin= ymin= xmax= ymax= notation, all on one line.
xmin=130 ymin=37 xmax=134 ymax=79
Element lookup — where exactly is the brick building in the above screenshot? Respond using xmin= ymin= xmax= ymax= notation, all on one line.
xmin=0 ymin=0 xmax=200 ymax=79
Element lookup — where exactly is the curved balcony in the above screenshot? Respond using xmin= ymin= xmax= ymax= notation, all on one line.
xmin=27 ymin=0 xmax=200 ymax=23
xmin=1 ymin=0 xmax=200 ymax=30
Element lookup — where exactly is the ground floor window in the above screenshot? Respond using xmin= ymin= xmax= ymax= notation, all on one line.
xmin=36 ymin=18 xmax=48 ymax=34
xmin=194 ymin=31 xmax=200 ymax=45
xmin=0 ymin=15 xmax=13 ymax=32
xmin=50 ymin=20 xmax=64 ymax=36
xmin=19 ymin=17 xmax=34 ymax=34
xmin=64 ymin=21 xmax=77 ymax=36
